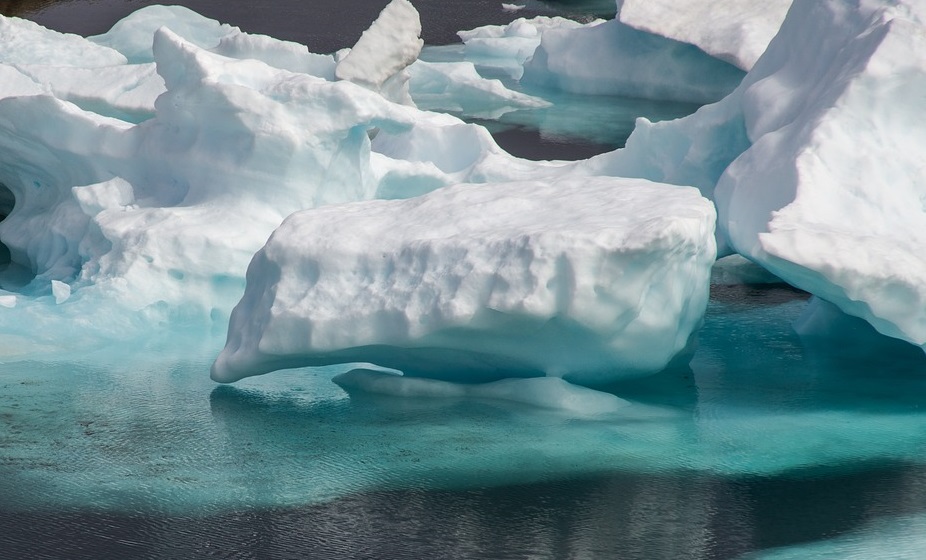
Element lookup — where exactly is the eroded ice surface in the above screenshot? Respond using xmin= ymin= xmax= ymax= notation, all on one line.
xmin=212 ymin=177 xmax=716 ymax=385
xmin=618 ymin=0 xmax=792 ymax=71
xmin=714 ymin=0 xmax=926 ymax=350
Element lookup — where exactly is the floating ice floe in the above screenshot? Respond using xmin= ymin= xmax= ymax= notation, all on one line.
xmin=211 ymin=177 xmax=716 ymax=385
xmin=456 ymin=17 xmax=594 ymax=78
xmin=408 ymin=59 xmax=550 ymax=118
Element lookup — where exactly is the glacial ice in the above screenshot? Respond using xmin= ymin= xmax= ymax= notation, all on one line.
xmin=211 ymin=177 xmax=716 ymax=385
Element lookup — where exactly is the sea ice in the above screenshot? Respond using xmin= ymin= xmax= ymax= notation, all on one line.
xmin=335 ymin=0 xmax=423 ymax=105
xmin=0 ymin=13 xmax=126 ymax=67
xmin=618 ymin=0 xmax=792 ymax=71
xmin=407 ymin=59 xmax=550 ymax=119
xmin=456 ymin=17 xmax=594 ymax=78
xmin=333 ymin=369 xmax=631 ymax=416
xmin=212 ymin=177 xmax=716 ymax=385
xmin=713 ymin=0 xmax=926 ymax=349
xmin=89 ymin=4 xmax=238 ymax=63
xmin=521 ymin=15 xmax=745 ymax=103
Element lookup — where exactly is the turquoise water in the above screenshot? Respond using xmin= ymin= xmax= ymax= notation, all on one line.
xmin=3 ymin=281 xmax=926 ymax=558
xmin=3 ymin=1 xmax=926 ymax=558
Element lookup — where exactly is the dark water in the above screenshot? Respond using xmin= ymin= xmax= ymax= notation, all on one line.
xmin=4 ymin=0 xmax=609 ymax=53
xmin=4 ymin=2 xmax=926 ymax=559
xmin=3 ymin=462 xmax=925 ymax=560
xmin=2 ymin=0 xmax=650 ymax=159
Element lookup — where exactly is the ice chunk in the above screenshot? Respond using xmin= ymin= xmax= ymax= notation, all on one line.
xmin=0 ymin=15 xmax=127 ymax=67
xmin=521 ymin=17 xmax=745 ymax=103
xmin=712 ymin=0 xmax=926 ymax=349
xmin=457 ymin=17 xmax=597 ymax=78
xmin=89 ymin=5 xmax=238 ymax=63
xmin=335 ymin=0 xmax=423 ymax=104
xmin=12 ymin=63 xmax=164 ymax=123
xmin=618 ymin=0 xmax=792 ymax=71
xmin=212 ymin=177 xmax=716 ymax=385
xmin=0 ymin=28 xmax=425 ymax=332
xmin=334 ymin=369 xmax=631 ymax=416
xmin=408 ymin=60 xmax=550 ymax=119
xmin=501 ymin=4 xmax=526 ymax=13
xmin=211 ymin=32 xmax=336 ymax=79
xmin=51 ymin=280 xmax=70 ymax=304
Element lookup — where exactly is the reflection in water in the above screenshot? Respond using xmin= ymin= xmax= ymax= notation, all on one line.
xmin=3 ymin=461 xmax=926 ymax=559
xmin=0 ymin=0 xmax=58 ymax=17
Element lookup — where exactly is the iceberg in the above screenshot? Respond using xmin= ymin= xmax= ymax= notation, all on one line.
xmin=713 ymin=0 xmax=926 ymax=350
xmin=211 ymin=177 xmax=716 ymax=385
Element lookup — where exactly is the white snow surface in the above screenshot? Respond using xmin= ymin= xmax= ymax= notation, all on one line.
xmin=618 ymin=0 xmax=792 ymax=71
xmin=4 ymin=0 xmax=925 ymax=377
xmin=0 ymin=14 xmax=127 ymax=67
xmin=713 ymin=0 xmax=926 ymax=348
xmin=335 ymin=0 xmax=423 ymax=94
xmin=211 ymin=177 xmax=716 ymax=385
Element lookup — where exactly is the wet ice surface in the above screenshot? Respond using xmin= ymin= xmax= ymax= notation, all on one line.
xmin=3 ymin=285 xmax=926 ymax=558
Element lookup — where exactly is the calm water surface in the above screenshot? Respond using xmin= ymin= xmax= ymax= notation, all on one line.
xmin=3 ymin=1 xmax=926 ymax=559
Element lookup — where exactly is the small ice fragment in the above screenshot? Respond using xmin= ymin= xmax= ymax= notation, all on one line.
xmin=502 ymin=3 xmax=525 ymax=12
xmin=51 ymin=281 xmax=71 ymax=304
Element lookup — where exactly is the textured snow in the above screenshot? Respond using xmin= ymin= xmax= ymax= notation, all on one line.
xmin=713 ymin=0 xmax=926 ymax=349
xmin=89 ymin=4 xmax=238 ymax=63
xmin=0 ymin=14 xmax=127 ymax=67
xmin=335 ymin=0 xmax=423 ymax=103
xmin=212 ymin=177 xmax=716 ymax=385
xmin=618 ymin=0 xmax=792 ymax=70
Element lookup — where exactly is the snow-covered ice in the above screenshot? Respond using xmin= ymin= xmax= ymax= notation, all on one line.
xmin=713 ymin=0 xmax=926 ymax=349
xmin=521 ymin=15 xmax=745 ymax=103
xmin=2 ymin=0 xmax=925 ymax=383
xmin=212 ymin=177 xmax=716 ymax=385
xmin=618 ymin=0 xmax=792 ymax=71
